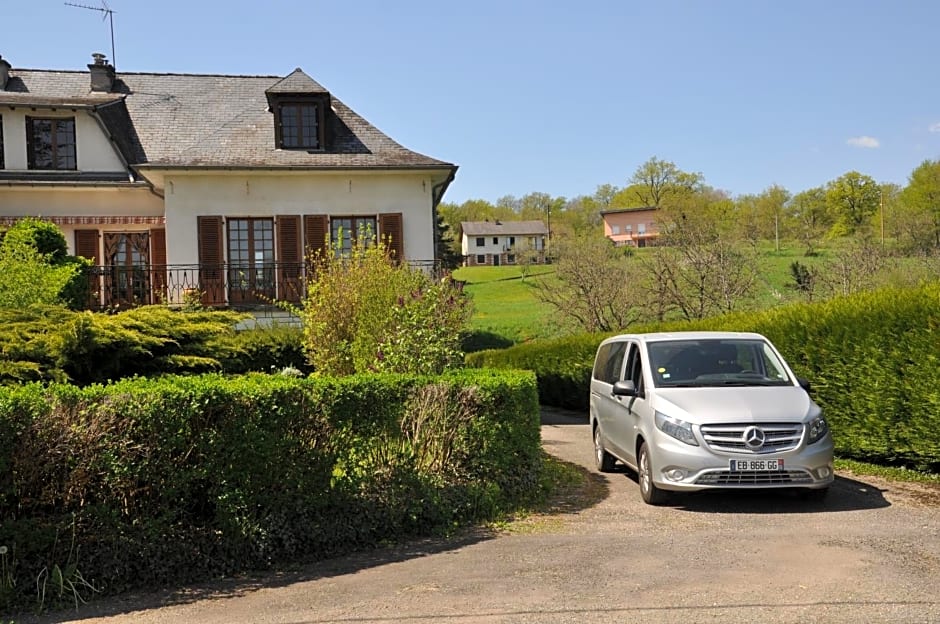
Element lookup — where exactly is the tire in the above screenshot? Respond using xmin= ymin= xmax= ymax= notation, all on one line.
xmin=638 ymin=442 xmax=670 ymax=505
xmin=593 ymin=425 xmax=616 ymax=473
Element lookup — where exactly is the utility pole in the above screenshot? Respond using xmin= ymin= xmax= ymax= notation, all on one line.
xmin=880 ymin=188 xmax=885 ymax=247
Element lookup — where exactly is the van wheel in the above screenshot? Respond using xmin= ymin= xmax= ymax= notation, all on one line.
xmin=638 ymin=442 xmax=670 ymax=505
xmin=593 ymin=425 xmax=616 ymax=473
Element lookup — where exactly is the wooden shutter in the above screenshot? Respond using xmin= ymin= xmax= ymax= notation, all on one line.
xmin=276 ymin=215 xmax=303 ymax=303
xmin=197 ymin=216 xmax=225 ymax=306
xmin=149 ymin=228 xmax=168 ymax=303
xmin=379 ymin=212 xmax=404 ymax=264
xmin=75 ymin=229 xmax=100 ymax=309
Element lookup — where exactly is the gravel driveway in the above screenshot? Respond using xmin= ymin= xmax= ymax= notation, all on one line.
xmin=19 ymin=407 xmax=940 ymax=624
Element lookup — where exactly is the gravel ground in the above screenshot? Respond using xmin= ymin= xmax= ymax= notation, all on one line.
xmin=13 ymin=406 xmax=940 ymax=624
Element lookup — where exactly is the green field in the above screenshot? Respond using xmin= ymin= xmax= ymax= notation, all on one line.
xmin=453 ymin=265 xmax=564 ymax=349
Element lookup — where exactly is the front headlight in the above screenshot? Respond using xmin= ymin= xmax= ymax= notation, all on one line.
xmin=655 ymin=411 xmax=699 ymax=446
xmin=807 ymin=415 xmax=829 ymax=444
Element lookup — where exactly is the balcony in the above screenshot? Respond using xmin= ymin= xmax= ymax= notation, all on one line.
xmin=82 ymin=260 xmax=441 ymax=312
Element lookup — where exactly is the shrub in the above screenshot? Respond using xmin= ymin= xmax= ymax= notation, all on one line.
xmin=0 ymin=369 xmax=540 ymax=611
xmin=299 ymin=238 xmax=471 ymax=375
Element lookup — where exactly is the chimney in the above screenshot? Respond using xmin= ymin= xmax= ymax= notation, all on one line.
xmin=0 ymin=55 xmax=10 ymax=91
xmin=88 ymin=52 xmax=115 ymax=92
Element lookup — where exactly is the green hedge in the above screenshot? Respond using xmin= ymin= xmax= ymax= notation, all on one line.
xmin=0 ymin=369 xmax=540 ymax=612
xmin=467 ymin=284 xmax=940 ymax=470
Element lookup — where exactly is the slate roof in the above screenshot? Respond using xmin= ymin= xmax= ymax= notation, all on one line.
xmin=599 ymin=206 xmax=657 ymax=215
xmin=461 ymin=220 xmax=548 ymax=236
xmin=1 ymin=66 xmax=456 ymax=172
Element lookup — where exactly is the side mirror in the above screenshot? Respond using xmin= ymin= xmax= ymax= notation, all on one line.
xmin=612 ymin=380 xmax=638 ymax=397
xmin=797 ymin=377 xmax=812 ymax=393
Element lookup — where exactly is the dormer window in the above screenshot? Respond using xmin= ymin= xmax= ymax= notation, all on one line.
xmin=27 ymin=116 xmax=77 ymax=170
xmin=275 ymin=99 xmax=325 ymax=150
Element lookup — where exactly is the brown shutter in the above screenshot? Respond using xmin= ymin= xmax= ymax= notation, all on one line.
xmin=197 ymin=216 xmax=225 ymax=306
xmin=303 ymin=214 xmax=329 ymax=257
xmin=276 ymin=215 xmax=302 ymax=303
xmin=379 ymin=212 xmax=404 ymax=264
xmin=75 ymin=229 xmax=100 ymax=309
xmin=149 ymin=228 xmax=168 ymax=304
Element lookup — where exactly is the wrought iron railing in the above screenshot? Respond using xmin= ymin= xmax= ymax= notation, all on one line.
xmin=82 ymin=260 xmax=442 ymax=311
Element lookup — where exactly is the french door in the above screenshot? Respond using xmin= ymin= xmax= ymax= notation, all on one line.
xmin=227 ymin=218 xmax=275 ymax=304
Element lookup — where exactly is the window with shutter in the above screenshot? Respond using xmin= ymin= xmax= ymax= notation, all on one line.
xmin=197 ymin=216 xmax=225 ymax=305
xmin=303 ymin=214 xmax=329 ymax=259
xmin=379 ymin=212 xmax=404 ymax=263
xmin=75 ymin=229 xmax=99 ymax=308
xmin=150 ymin=229 xmax=168 ymax=303
xmin=276 ymin=215 xmax=303 ymax=302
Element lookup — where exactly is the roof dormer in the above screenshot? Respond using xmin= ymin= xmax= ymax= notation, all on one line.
xmin=265 ymin=68 xmax=331 ymax=151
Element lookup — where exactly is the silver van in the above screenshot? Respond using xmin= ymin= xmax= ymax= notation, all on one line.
xmin=590 ymin=331 xmax=834 ymax=504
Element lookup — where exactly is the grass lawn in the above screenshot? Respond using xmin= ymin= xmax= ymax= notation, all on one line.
xmin=454 ymin=265 xmax=565 ymax=349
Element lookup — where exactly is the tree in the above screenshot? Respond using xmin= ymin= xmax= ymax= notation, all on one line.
xmin=899 ymin=159 xmax=940 ymax=249
xmin=434 ymin=211 xmax=463 ymax=270
xmin=535 ymin=235 xmax=642 ymax=333
xmin=638 ymin=206 xmax=759 ymax=321
xmin=628 ymin=156 xmax=704 ymax=208
xmin=787 ymin=186 xmax=831 ymax=255
xmin=0 ymin=217 xmax=88 ymax=309
xmin=825 ymin=171 xmax=880 ymax=235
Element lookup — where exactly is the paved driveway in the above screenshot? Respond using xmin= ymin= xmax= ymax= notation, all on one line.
xmin=23 ymin=407 xmax=940 ymax=624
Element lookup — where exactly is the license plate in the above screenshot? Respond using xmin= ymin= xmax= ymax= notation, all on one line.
xmin=730 ymin=458 xmax=783 ymax=471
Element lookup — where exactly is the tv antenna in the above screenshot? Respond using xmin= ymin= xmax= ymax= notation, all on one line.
xmin=65 ymin=1 xmax=116 ymax=69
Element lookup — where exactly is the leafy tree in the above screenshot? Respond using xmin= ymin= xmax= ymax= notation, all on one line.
xmin=787 ymin=186 xmax=831 ymax=255
xmin=899 ymin=159 xmax=940 ymax=249
xmin=0 ymin=218 xmax=89 ymax=309
xmin=628 ymin=156 xmax=704 ymax=208
xmin=434 ymin=211 xmax=463 ymax=270
xmin=825 ymin=171 xmax=880 ymax=235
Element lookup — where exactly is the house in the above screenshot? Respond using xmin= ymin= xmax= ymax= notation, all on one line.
xmin=600 ymin=206 xmax=659 ymax=247
xmin=0 ymin=53 xmax=457 ymax=309
xmin=460 ymin=220 xmax=548 ymax=266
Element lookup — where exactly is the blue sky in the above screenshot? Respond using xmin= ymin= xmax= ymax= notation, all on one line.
xmin=4 ymin=1 xmax=939 ymax=204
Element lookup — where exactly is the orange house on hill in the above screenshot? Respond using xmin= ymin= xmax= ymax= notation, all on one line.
xmin=600 ymin=207 xmax=659 ymax=247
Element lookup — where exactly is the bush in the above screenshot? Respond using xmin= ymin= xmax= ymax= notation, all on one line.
xmin=0 ymin=369 xmax=540 ymax=611
xmin=299 ymin=239 xmax=471 ymax=375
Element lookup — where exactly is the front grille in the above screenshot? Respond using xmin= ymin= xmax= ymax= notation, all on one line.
xmin=695 ymin=470 xmax=814 ymax=486
xmin=700 ymin=423 xmax=804 ymax=454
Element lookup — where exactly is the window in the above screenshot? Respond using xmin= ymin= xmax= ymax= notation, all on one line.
xmin=276 ymin=101 xmax=324 ymax=150
xmin=611 ymin=225 xmax=620 ymax=235
xmin=507 ymin=254 xmax=515 ymax=264
xmin=625 ymin=224 xmax=633 ymax=234
xmin=476 ymin=237 xmax=485 ymax=247
xmin=27 ymin=116 xmax=76 ymax=170
xmin=593 ymin=340 xmax=628 ymax=385
xmin=476 ymin=254 xmax=485 ymax=264
xmin=638 ymin=223 xmax=646 ymax=235
xmin=331 ymin=216 xmax=377 ymax=256
xmin=492 ymin=237 xmax=498 ymax=245
xmin=509 ymin=236 xmax=515 ymax=246
xmin=104 ymin=232 xmax=151 ymax=306
xmin=227 ymin=218 xmax=275 ymax=303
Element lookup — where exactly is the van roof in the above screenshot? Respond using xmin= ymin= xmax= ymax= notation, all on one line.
xmin=602 ymin=331 xmax=769 ymax=345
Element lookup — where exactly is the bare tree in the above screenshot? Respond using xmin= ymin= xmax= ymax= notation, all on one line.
xmin=535 ymin=236 xmax=642 ymax=333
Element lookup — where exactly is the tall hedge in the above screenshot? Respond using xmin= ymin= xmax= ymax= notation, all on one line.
xmin=0 ymin=369 xmax=540 ymax=611
xmin=467 ymin=283 xmax=940 ymax=470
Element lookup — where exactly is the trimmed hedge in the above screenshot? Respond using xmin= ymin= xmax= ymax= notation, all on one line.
xmin=467 ymin=283 xmax=940 ymax=470
xmin=0 ymin=369 xmax=540 ymax=611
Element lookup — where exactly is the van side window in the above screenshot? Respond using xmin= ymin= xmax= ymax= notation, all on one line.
xmin=625 ymin=343 xmax=644 ymax=395
xmin=594 ymin=341 xmax=628 ymax=384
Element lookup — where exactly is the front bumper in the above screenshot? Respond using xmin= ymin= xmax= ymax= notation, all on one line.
xmin=649 ymin=428 xmax=835 ymax=492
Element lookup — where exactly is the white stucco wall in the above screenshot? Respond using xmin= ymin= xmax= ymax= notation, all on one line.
xmin=461 ymin=233 xmax=544 ymax=256
xmin=162 ymin=171 xmax=437 ymax=266
xmin=0 ymin=109 xmax=125 ymax=171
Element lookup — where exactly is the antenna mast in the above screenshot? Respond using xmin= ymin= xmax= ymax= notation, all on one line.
xmin=65 ymin=1 xmax=116 ymax=69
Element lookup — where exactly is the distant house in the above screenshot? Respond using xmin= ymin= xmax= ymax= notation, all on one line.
xmin=0 ymin=52 xmax=456 ymax=310
xmin=460 ymin=220 xmax=548 ymax=266
xmin=600 ymin=207 xmax=659 ymax=247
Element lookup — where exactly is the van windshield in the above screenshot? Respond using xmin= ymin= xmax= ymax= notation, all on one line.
xmin=647 ymin=339 xmax=793 ymax=388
